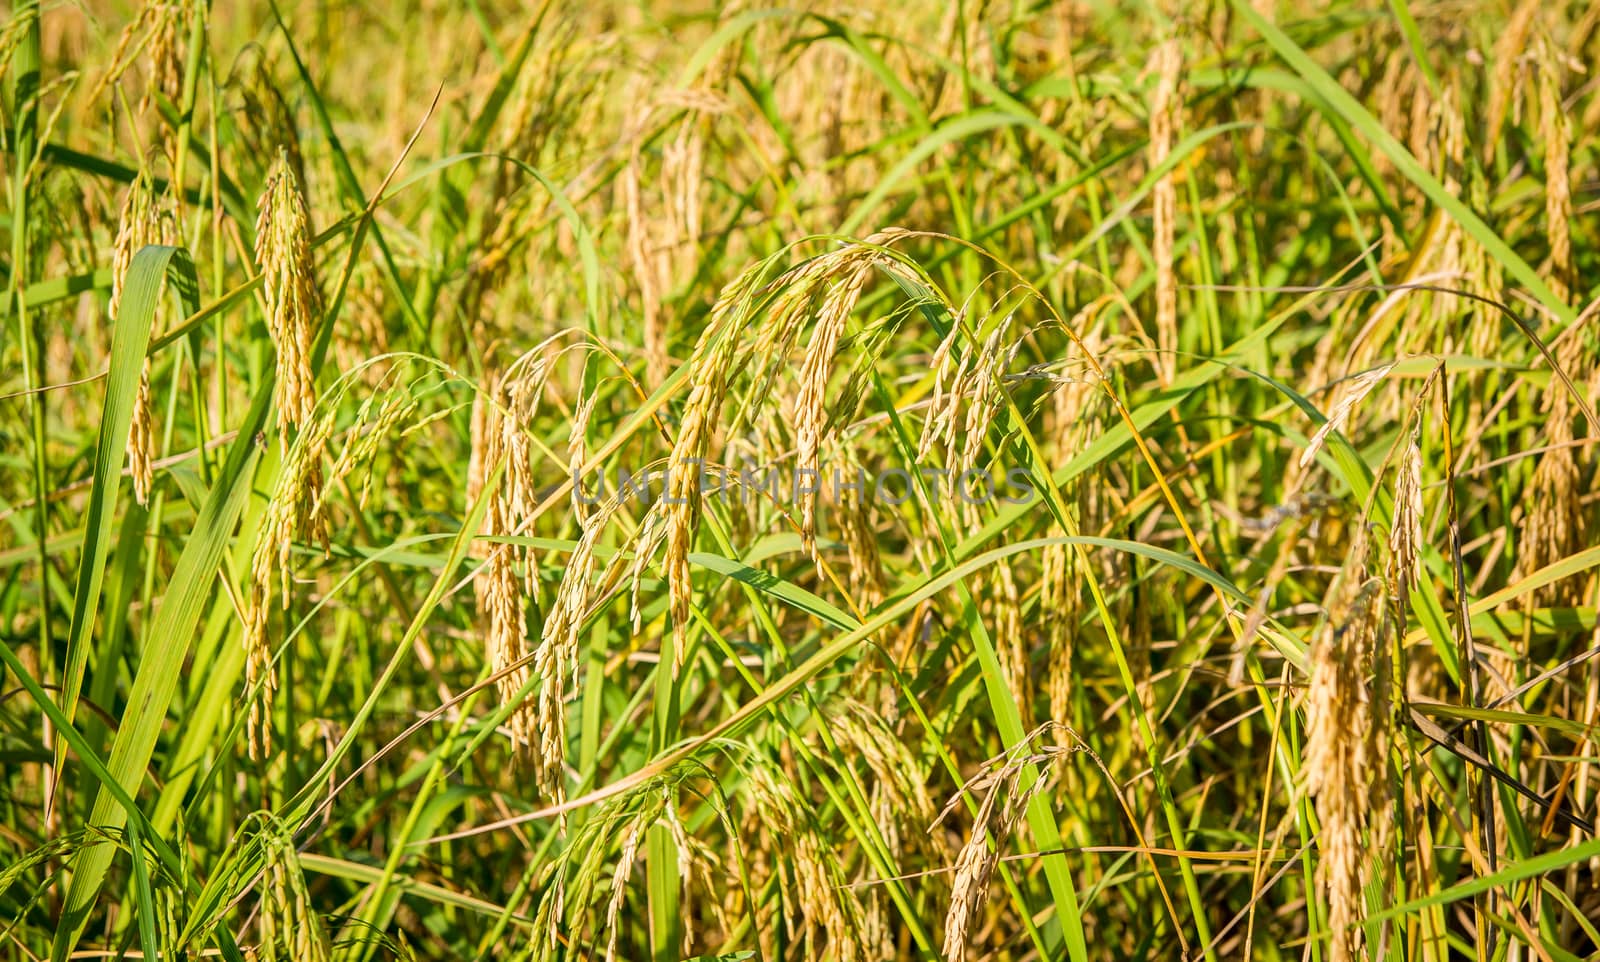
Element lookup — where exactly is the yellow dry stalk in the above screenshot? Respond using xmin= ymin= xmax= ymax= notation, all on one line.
xmin=255 ymin=148 xmax=322 ymax=445
xmin=110 ymin=174 xmax=177 ymax=505
xmin=1304 ymin=567 xmax=1391 ymax=962
xmin=1145 ymin=34 xmax=1182 ymax=385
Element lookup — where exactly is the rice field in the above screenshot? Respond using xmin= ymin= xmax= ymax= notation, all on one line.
xmin=3 ymin=1 xmax=1599 ymax=959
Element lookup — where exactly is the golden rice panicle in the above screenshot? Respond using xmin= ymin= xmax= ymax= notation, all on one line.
xmin=917 ymin=306 xmax=1017 ymax=492
xmin=315 ymin=376 xmax=420 ymax=521
xmin=468 ymin=347 xmax=582 ymax=798
xmin=473 ymin=375 xmax=539 ymax=774
xmin=941 ymin=789 xmax=998 ymax=962
xmin=1535 ymin=33 xmax=1574 ymax=303
xmin=230 ymin=46 xmax=305 ymax=185
xmin=747 ymin=762 xmax=866 ymax=962
xmin=831 ymin=699 xmax=940 ymax=850
xmin=830 ymin=440 xmax=886 ymax=608
xmin=568 ymin=385 xmax=599 ymax=522
xmin=110 ymin=174 xmax=177 ymax=505
xmin=795 ymin=259 xmax=875 ymax=559
xmin=956 ymin=312 xmax=1018 ymax=528
xmin=621 ymin=117 xmax=667 ymax=387
xmin=602 ymin=808 xmax=651 ymax=962
xmin=628 ymin=259 xmax=772 ymax=668
xmin=255 ymin=147 xmax=322 ymax=445
xmin=936 ymin=733 xmax=1061 ymax=962
xmin=916 ymin=316 xmax=970 ymax=464
xmin=468 ymin=370 xmax=501 ymax=628
xmin=93 ymin=0 xmax=188 ymax=146
xmin=1304 ymin=554 xmax=1392 ymax=962
xmin=1387 ymin=428 xmax=1424 ymax=608
xmin=500 ymin=350 xmax=554 ymax=598
xmin=242 ymin=410 xmax=333 ymax=760
xmin=833 ymin=701 xmax=937 ymax=958
xmin=989 ymin=561 xmax=1029 ymax=711
xmin=1483 ymin=0 xmax=1540 ymax=162
xmin=1145 ymin=35 xmax=1182 ymax=385
xmin=1513 ymin=319 xmax=1593 ymax=607
xmin=1302 ymin=364 xmax=1395 ymax=469
xmin=1041 ymin=538 xmax=1079 ymax=732
xmin=1041 ymin=332 xmax=1108 ymax=729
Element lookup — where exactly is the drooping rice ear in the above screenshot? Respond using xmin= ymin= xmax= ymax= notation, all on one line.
xmin=1304 ymin=564 xmax=1392 ymax=962
xmin=242 ymin=408 xmax=333 ymax=761
xmin=1535 ymin=34 xmax=1573 ymax=303
xmin=1387 ymin=428 xmax=1424 ymax=609
xmin=254 ymin=147 xmax=322 ymax=444
xmin=1302 ymin=363 xmax=1395 ymax=470
xmin=255 ymin=815 xmax=332 ymax=962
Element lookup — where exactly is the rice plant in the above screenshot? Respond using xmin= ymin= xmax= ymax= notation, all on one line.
xmin=2 ymin=1 xmax=1599 ymax=959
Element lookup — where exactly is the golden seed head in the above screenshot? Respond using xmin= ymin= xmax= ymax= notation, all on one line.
xmin=1304 ymin=570 xmax=1392 ymax=962
xmin=1302 ymin=364 xmax=1395 ymax=469
xmin=255 ymin=147 xmax=322 ymax=441
xmin=1535 ymin=34 xmax=1573 ymax=303
xmin=243 ymin=410 xmax=333 ymax=760
xmin=1387 ymin=430 xmax=1424 ymax=604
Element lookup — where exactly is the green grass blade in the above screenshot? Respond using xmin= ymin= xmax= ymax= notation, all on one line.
xmin=56 ymin=245 xmax=199 ymax=754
